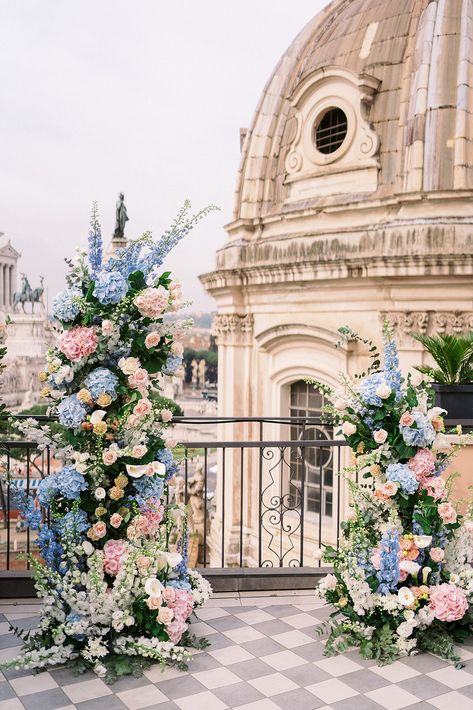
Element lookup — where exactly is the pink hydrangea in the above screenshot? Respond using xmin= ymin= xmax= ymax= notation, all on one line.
xmin=103 ymin=539 xmax=128 ymax=576
xmin=133 ymin=286 xmax=169 ymax=319
xmin=59 ymin=326 xmax=97 ymax=362
xmin=166 ymin=618 xmax=187 ymax=644
xmin=167 ymin=589 xmax=194 ymax=621
xmin=420 ymin=476 xmax=447 ymax=500
xmin=429 ymin=583 xmax=469 ymax=622
xmin=408 ymin=449 xmax=436 ymax=481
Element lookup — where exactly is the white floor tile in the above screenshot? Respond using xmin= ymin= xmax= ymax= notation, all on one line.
xmin=117 ymin=684 xmax=168 ymax=709
xmin=193 ymin=667 xmax=240 ymax=689
xmin=195 ymin=608 xmax=230 ymax=621
xmin=223 ymin=627 xmax=265 ymax=644
xmin=174 ymin=690 xmax=228 ymax=710
xmin=248 ymin=672 xmax=298 ymax=697
xmin=306 ymin=678 xmax=359 ymax=704
xmin=191 ymin=621 xmax=220 ymax=637
xmin=280 ymin=613 xmax=316 ymax=629
xmin=427 ymin=666 xmax=473 ymax=689
xmin=144 ymin=665 xmax=184 ymax=682
xmin=261 ymin=650 xmax=306 ymax=671
xmin=10 ymin=672 xmax=57 ymax=696
xmin=233 ymin=701 xmax=281 ymax=710
xmin=429 ymin=690 xmax=473 ymax=710
xmin=208 ymin=645 xmax=255 ymax=666
xmin=62 ymin=678 xmax=112 ymax=703
xmin=366 ymin=685 xmax=421 ymax=709
xmin=315 ymin=655 xmax=363 ymax=677
xmin=0 ymin=699 xmax=26 ymax=710
xmin=234 ymin=610 xmax=275 ymax=625
xmin=370 ymin=661 xmax=420 ymax=682
xmin=270 ymin=630 xmax=314 ymax=649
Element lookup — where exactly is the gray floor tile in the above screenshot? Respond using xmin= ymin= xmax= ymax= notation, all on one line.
xmin=0 ymin=633 xmax=24 ymax=649
xmin=341 ymin=669 xmax=389 ymax=693
xmin=262 ymin=606 xmax=303 ymax=618
xmin=282 ymin=664 xmax=330 ymax=687
xmin=207 ymin=616 xmax=248 ymax=632
xmin=157 ymin=675 xmax=207 ymax=699
xmin=332 ymin=697 xmax=384 ymax=710
xmin=252 ymin=620 xmax=295 ymax=636
xmin=0 ymin=681 xmax=15 ymax=701
xmin=49 ymin=667 xmax=97 ymax=686
xmin=273 ymin=687 xmax=326 ymax=709
xmin=398 ymin=654 xmax=448 ymax=674
xmin=230 ymin=659 xmax=275 ymax=681
xmin=205 ymin=633 xmax=236 ymax=650
xmin=213 ymin=680 xmax=264 ymax=706
xmin=76 ymin=696 xmax=128 ymax=710
xmin=21 ymin=687 xmax=71 ymax=710
xmin=186 ymin=652 xmax=222 ymax=672
xmin=291 ymin=642 xmax=327 ymax=662
xmin=241 ymin=638 xmax=285 ymax=656
xmin=458 ymin=683 xmax=473 ymax=700
xmin=3 ymin=665 xmax=39 ymax=680
xmin=400 ymin=675 xmax=452 ymax=701
xmin=12 ymin=617 xmax=41 ymax=632
xmin=107 ymin=674 xmax=153 ymax=693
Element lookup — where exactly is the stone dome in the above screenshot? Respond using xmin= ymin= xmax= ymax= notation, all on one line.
xmin=233 ymin=0 xmax=473 ymax=220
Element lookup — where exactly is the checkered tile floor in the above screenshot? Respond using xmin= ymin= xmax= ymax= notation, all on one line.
xmin=1 ymin=594 xmax=473 ymax=709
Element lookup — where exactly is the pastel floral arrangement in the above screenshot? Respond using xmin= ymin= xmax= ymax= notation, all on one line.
xmin=4 ymin=201 xmax=214 ymax=681
xmin=313 ymin=323 xmax=473 ymax=666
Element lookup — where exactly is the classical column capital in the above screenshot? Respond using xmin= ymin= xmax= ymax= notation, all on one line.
xmin=212 ymin=313 xmax=254 ymax=345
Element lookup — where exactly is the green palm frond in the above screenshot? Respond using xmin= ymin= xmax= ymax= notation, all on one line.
xmin=412 ymin=332 xmax=473 ymax=385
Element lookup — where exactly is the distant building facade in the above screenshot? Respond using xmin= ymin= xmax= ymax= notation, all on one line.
xmin=201 ymin=0 xmax=473 ymax=564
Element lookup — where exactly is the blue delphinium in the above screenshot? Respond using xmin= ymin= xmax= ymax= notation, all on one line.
xmin=37 ymin=475 xmax=59 ymax=507
xmin=399 ymin=411 xmax=435 ymax=448
xmin=386 ymin=463 xmax=419 ymax=494
xmin=162 ymin=355 xmax=183 ymax=376
xmin=377 ymin=528 xmax=400 ymax=594
xmin=8 ymin=485 xmax=42 ymax=529
xmin=359 ymin=373 xmax=389 ymax=408
xmin=36 ymin=526 xmax=63 ymax=572
xmin=383 ymin=331 xmax=402 ymax=401
xmin=57 ymin=395 xmax=87 ymax=428
xmin=56 ymin=466 xmax=88 ymax=500
xmin=93 ymin=270 xmax=129 ymax=305
xmin=88 ymin=202 xmax=103 ymax=278
xmin=52 ymin=289 xmax=82 ymax=322
xmin=83 ymin=367 xmax=119 ymax=400
xmin=157 ymin=448 xmax=179 ymax=480
xmin=106 ymin=240 xmax=145 ymax=278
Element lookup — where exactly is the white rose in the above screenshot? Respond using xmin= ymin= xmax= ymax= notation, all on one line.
xmin=341 ymin=421 xmax=357 ymax=436
xmin=334 ymin=398 xmax=348 ymax=412
xmin=410 ymin=371 xmax=424 ymax=387
xmin=94 ymin=487 xmax=106 ymax=500
xmin=82 ymin=541 xmax=94 ymax=555
xmin=398 ymin=587 xmax=415 ymax=607
xmin=413 ymin=535 xmax=432 ymax=549
xmin=375 ymin=383 xmax=391 ymax=400
xmin=397 ymin=621 xmax=414 ymax=638
xmin=399 ymin=560 xmax=421 ymax=576
xmin=118 ymin=357 xmax=141 ymax=375
xmin=324 ymin=573 xmax=337 ymax=590
xmin=373 ymin=429 xmax=388 ymax=444
xmin=144 ymin=577 xmax=164 ymax=598
xmin=313 ymin=548 xmax=324 ymax=561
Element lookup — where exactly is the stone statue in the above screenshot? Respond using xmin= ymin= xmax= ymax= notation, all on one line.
xmin=114 ymin=192 xmax=129 ymax=239
xmin=13 ymin=274 xmax=44 ymax=314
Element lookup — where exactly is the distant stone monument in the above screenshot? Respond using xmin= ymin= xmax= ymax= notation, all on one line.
xmin=112 ymin=192 xmax=128 ymax=250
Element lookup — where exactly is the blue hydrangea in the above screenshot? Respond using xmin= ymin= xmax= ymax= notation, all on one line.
xmin=57 ymin=509 xmax=89 ymax=534
xmin=359 ymin=373 xmax=390 ymax=407
xmin=37 ymin=475 xmax=59 ymax=507
xmin=56 ymin=466 xmax=88 ymax=500
xmin=83 ymin=367 xmax=119 ymax=400
xmin=399 ymin=411 xmax=435 ymax=448
xmin=52 ymin=289 xmax=82 ymax=322
xmin=162 ymin=355 xmax=183 ymax=376
xmin=157 ymin=448 xmax=179 ymax=480
xmin=386 ymin=463 xmax=419 ymax=494
xmin=93 ymin=270 xmax=129 ymax=305
xmin=377 ymin=528 xmax=400 ymax=595
xmin=133 ymin=476 xmax=165 ymax=500
xmin=57 ymin=395 xmax=87 ymax=428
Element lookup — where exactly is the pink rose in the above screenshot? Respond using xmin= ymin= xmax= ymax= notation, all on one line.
xmin=161 ymin=408 xmax=173 ymax=423
xmin=110 ymin=513 xmax=123 ymax=529
xmin=430 ymin=547 xmax=445 ymax=562
xmin=59 ymin=326 xmax=97 ymax=362
xmin=145 ymin=332 xmax=161 ymax=349
xmin=134 ymin=398 xmax=152 ymax=418
xmin=133 ymin=286 xmax=169 ymax=318
xmin=429 ymin=583 xmax=469 ymax=622
xmin=146 ymin=596 xmax=162 ymax=610
xmin=408 ymin=449 xmax=436 ymax=481
xmin=132 ymin=444 xmax=148 ymax=458
xmin=162 ymin=587 xmax=176 ymax=603
xmin=438 ymin=502 xmax=457 ymax=524
xmin=158 ymin=607 xmax=174 ymax=625
xmin=126 ymin=414 xmax=139 ymax=429
xmin=128 ymin=369 xmax=150 ymax=391
xmin=103 ymin=449 xmax=118 ymax=466
xmin=400 ymin=411 xmax=414 ymax=427
xmin=381 ymin=481 xmax=398 ymax=497
xmin=137 ymin=555 xmax=151 ymax=570
xmin=165 ymin=438 xmax=177 ymax=449
xmin=373 ymin=429 xmax=388 ymax=444
xmin=104 ymin=558 xmax=120 ymax=575
xmin=93 ymin=522 xmax=107 ymax=538
xmin=101 ymin=320 xmax=114 ymax=335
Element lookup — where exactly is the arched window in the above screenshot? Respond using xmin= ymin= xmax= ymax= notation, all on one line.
xmin=289 ymin=381 xmax=333 ymax=518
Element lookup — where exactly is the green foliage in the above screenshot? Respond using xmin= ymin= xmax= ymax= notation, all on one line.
xmin=413 ymin=332 xmax=473 ymax=384
xmin=337 ymin=326 xmax=381 ymax=378
xmin=150 ymin=393 xmax=184 ymax=417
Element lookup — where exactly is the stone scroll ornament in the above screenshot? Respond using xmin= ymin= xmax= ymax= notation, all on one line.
xmin=311 ymin=323 xmax=473 ymax=666
xmin=3 ymin=200 xmax=216 ymax=681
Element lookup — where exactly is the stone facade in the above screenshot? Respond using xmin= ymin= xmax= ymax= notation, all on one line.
xmin=200 ymin=0 xmax=473 ymax=566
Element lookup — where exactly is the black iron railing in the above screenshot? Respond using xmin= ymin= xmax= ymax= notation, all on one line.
xmin=0 ymin=417 xmax=348 ymax=591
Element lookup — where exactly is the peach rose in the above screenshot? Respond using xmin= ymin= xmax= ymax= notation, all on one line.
xmin=381 ymin=481 xmax=398 ymax=497
xmin=118 ymin=357 xmax=141 ymax=375
xmin=162 ymin=587 xmax=176 ymax=603
xmin=93 ymin=521 xmax=107 ymax=539
xmin=101 ymin=319 xmax=114 ymax=335
xmin=438 ymin=502 xmax=457 ymax=524
xmin=341 ymin=421 xmax=356 ymax=436
xmin=145 ymin=332 xmax=161 ymax=348
xmin=431 ymin=416 xmax=444 ymax=432
xmin=430 ymin=547 xmax=445 ymax=562
xmin=126 ymin=414 xmax=139 ymax=429
xmin=400 ymin=411 xmax=414 ymax=427
xmin=110 ymin=513 xmax=123 ymax=528
xmin=161 ymin=408 xmax=173 ymax=423
xmin=132 ymin=444 xmax=148 ymax=458
xmin=137 ymin=555 xmax=151 ymax=570
xmin=374 ymin=429 xmax=388 ymax=444
xmin=158 ymin=607 xmax=174 ymax=625
xmin=165 ymin=438 xmax=177 ymax=449
xmin=146 ymin=596 xmax=162 ymax=610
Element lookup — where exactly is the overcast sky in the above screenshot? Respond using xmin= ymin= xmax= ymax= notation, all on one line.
xmin=1 ymin=1 xmax=325 ymax=311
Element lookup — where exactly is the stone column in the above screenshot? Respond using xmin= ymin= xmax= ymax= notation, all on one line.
xmin=0 ymin=263 xmax=4 ymax=307
xmin=2 ymin=265 xmax=6 ymax=308
xmin=5 ymin=267 xmax=10 ymax=309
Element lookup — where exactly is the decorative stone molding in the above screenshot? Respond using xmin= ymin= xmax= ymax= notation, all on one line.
xmin=284 ymin=66 xmax=380 ymax=201
xmin=212 ymin=313 xmax=254 ymax=345
xmin=381 ymin=311 xmax=473 ymax=346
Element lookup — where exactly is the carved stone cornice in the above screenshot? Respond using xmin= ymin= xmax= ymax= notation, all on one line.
xmin=381 ymin=311 xmax=473 ymax=346
xmin=212 ymin=313 xmax=254 ymax=345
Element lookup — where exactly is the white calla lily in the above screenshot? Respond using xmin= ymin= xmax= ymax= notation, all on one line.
xmin=126 ymin=464 xmax=148 ymax=479
xmin=90 ymin=409 xmax=107 ymax=424
xmin=144 ymin=577 xmax=164 ymax=598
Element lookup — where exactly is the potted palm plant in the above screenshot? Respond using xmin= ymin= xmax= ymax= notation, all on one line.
xmin=413 ymin=332 xmax=473 ymax=421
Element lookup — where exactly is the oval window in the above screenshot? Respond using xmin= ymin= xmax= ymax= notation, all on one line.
xmin=314 ymin=107 xmax=348 ymax=154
